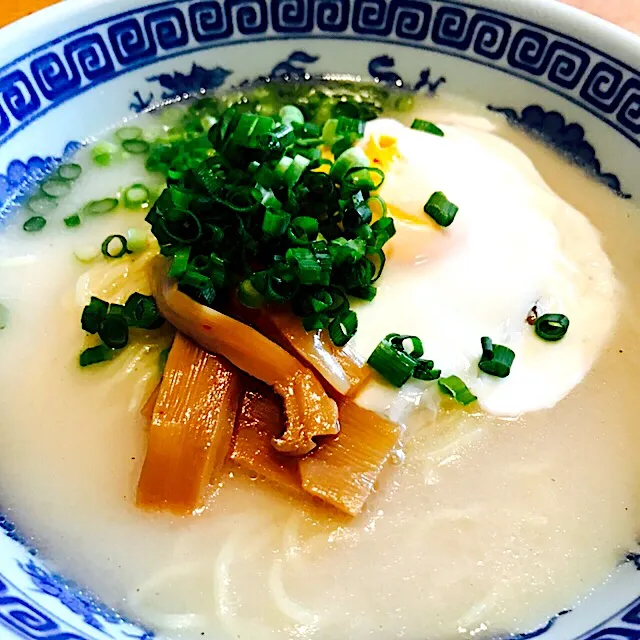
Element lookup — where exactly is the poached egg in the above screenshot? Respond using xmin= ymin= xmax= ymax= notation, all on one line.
xmin=350 ymin=118 xmax=619 ymax=419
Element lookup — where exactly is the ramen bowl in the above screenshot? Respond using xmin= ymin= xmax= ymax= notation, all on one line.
xmin=0 ymin=0 xmax=638 ymax=639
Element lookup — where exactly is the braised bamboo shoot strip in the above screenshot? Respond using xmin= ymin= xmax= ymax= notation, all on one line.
xmin=150 ymin=259 xmax=339 ymax=456
xmin=230 ymin=382 xmax=303 ymax=496
xmin=299 ymin=400 xmax=401 ymax=517
xmin=136 ymin=333 xmax=241 ymax=514
xmin=257 ymin=308 xmax=370 ymax=397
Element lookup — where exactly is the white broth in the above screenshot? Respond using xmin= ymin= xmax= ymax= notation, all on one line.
xmin=0 ymin=92 xmax=638 ymax=640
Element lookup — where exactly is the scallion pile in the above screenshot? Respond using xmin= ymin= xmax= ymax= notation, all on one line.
xmin=145 ymin=87 xmax=401 ymax=346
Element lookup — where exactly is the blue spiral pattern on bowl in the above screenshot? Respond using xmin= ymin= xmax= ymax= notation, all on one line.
xmin=0 ymin=1 xmax=638 ymax=638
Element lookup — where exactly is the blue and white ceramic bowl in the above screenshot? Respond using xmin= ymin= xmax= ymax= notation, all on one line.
xmin=0 ymin=0 xmax=638 ymax=638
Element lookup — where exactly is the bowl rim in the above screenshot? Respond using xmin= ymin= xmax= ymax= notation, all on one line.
xmin=0 ymin=1 xmax=639 ymax=640
xmin=4 ymin=0 xmax=640 ymax=52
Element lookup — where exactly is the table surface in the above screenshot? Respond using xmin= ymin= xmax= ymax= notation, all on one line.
xmin=2 ymin=0 xmax=639 ymax=35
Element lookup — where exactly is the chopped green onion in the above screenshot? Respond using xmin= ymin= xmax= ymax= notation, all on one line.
xmin=116 ymin=126 xmax=143 ymax=141
xmin=84 ymin=198 xmax=119 ymax=215
xmin=478 ymin=337 xmax=515 ymax=378
xmin=73 ymin=244 xmax=99 ymax=263
xmin=92 ymin=141 xmax=118 ymax=167
xmin=535 ymin=313 xmax=570 ymax=342
xmin=124 ymin=293 xmax=163 ymax=329
xmin=424 ymin=191 xmax=459 ymax=227
xmin=41 ymin=178 xmax=72 ymax=198
xmin=279 ymin=105 xmax=304 ymax=126
xmin=57 ymin=163 xmax=82 ymax=181
xmin=262 ymin=209 xmax=290 ymax=237
xmin=238 ymin=278 xmax=264 ymax=308
xmin=168 ymin=247 xmax=191 ymax=278
xmin=388 ymin=334 xmax=424 ymax=359
xmin=122 ymin=139 xmax=150 ymax=155
xmin=81 ymin=297 xmax=109 ymax=334
xmin=23 ymin=216 xmax=46 ymax=232
xmin=330 ymin=135 xmax=358 ymax=158
xmin=413 ymin=359 xmax=441 ymax=381
xmin=27 ymin=196 xmax=57 ymax=215
xmin=283 ymin=154 xmax=310 ymax=187
xmin=124 ymin=184 xmax=150 ymax=210
xmin=98 ymin=313 xmax=129 ymax=349
xmin=286 ymin=247 xmax=325 ymax=285
xmin=64 ymin=214 xmax=81 ymax=228
xmin=330 ymin=147 xmax=370 ymax=182
xmin=371 ymin=217 xmax=396 ymax=250
xmin=350 ymin=285 xmax=377 ymax=301
xmin=126 ymin=227 xmax=148 ymax=253
xmin=367 ymin=335 xmax=418 ymax=387
xmin=288 ymin=216 xmax=318 ymax=245
xmin=342 ymin=166 xmax=384 ymax=192
xmin=328 ymin=309 xmax=358 ymax=347
xmin=274 ymin=155 xmax=293 ymax=178
xmin=101 ymin=234 xmax=131 ymax=259
xmin=79 ymin=344 xmax=115 ymax=367
xmin=303 ymin=312 xmax=330 ymax=331
xmin=322 ymin=119 xmax=340 ymax=145
xmin=411 ymin=119 xmax=445 ymax=136
xmin=438 ymin=375 xmax=477 ymax=405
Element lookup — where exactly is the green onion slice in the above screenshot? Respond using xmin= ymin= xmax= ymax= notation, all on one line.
xmin=74 ymin=244 xmax=99 ymax=263
xmin=424 ymin=191 xmax=459 ymax=227
xmin=279 ymin=105 xmax=304 ymax=126
xmin=126 ymin=227 xmax=148 ymax=253
xmin=328 ymin=310 xmax=358 ymax=347
xmin=263 ymin=209 xmax=290 ymax=237
xmin=367 ymin=335 xmax=418 ymax=387
xmin=84 ymin=198 xmax=119 ymax=215
xmin=64 ymin=214 xmax=81 ymax=228
xmin=58 ymin=163 xmax=82 ymax=181
xmin=342 ymin=166 xmax=385 ymax=192
xmin=23 ymin=216 xmax=46 ymax=232
xmin=168 ymin=246 xmax=191 ymax=279
xmin=101 ymin=234 xmax=131 ymax=259
xmin=438 ymin=375 xmax=477 ymax=405
xmin=92 ymin=142 xmax=118 ymax=167
xmin=411 ymin=119 xmax=445 ymax=137
xmin=28 ymin=196 xmax=57 ymax=215
xmin=287 ymin=216 xmax=318 ymax=245
xmin=330 ymin=146 xmax=370 ymax=182
xmin=122 ymin=139 xmax=150 ymax=155
xmin=124 ymin=293 xmax=163 ymax=329
xmin=124 ymin=184 xmax=150 ymax=210
xmin=478 ymin=337 xmax=515 ymax=378
xmin=388 ymin=334 xmax=424 ymax=359
xmin=303 ymin=312 xmax=330 ymax=331
xmin=535 ymin=313 xmax=569 ymax=342
xmin=413 ymin=359 xmax=441 ymax=381
xmin=98 ymin=313 xmax=129 ymax=349
xmin=41 ymin=178 xmax=72 ymax=198
xmin=81 ymin=296 xmax=109 ymax=334
xmin=79 ymin=344 xmax=116 ymax=367
xmin=116 ymin=126 xmax=143 ymax=141
xmin=238 ymin=278 xmax=264 ymax=309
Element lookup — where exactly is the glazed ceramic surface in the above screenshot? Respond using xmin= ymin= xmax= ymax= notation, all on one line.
xmin=0 ymin=0 xmax=638 ymax=638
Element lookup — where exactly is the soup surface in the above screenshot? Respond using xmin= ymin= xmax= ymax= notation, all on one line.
xmin=0 ymin=87 xmax=638 ymax=640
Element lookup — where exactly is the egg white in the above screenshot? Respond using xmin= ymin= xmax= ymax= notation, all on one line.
xmin=351 ymin=118 xmax=619 ymax=419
